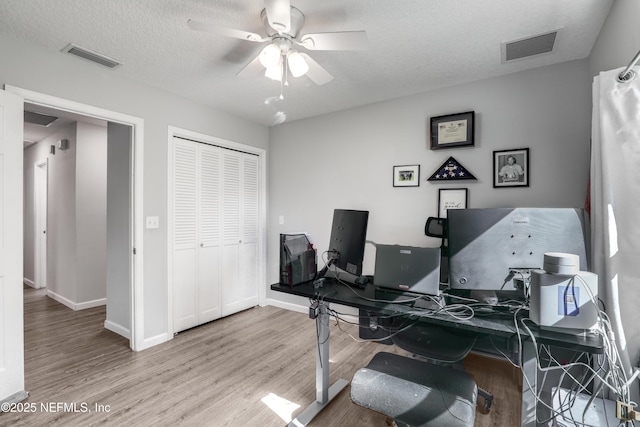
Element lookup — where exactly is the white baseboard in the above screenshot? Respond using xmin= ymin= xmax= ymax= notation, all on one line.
xmin=75 ymin=298 xmax=107 ymax=310
xmin=46 ymin=290 xmax=106 ymax=311
xmin=138 ymin=333 xmax=170 ymax=351
xmin=47 ymin=290 xmax=75 ymax=310
xmin=265 ymin=298 xmax=307 ymax=314
xmin=23 ymin=278 xmax=36 ymax=288
xmin=266 ymin=298 xmax=359 ymax=323
xmin=104 ymin=320 xmax=130 ymax=340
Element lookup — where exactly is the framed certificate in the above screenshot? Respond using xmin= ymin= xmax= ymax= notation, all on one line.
xmin=430 ymin=111 xmax=475 ymax=150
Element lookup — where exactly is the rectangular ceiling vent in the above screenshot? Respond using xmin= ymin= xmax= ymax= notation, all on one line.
xmin=62 ymin=43 xmax=122 ymax=69
xmin=24 ymin=110 xmax=58 ymax=127
xmin=503 ymin=31 xmax=558 ymax=62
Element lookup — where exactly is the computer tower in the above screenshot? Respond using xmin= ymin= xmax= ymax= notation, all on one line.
xmin=279 ymin=233 xmax=317 ymax=286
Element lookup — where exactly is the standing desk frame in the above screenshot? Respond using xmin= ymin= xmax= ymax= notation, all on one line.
xmin=271 ymin=280 xmax=604 ymax=427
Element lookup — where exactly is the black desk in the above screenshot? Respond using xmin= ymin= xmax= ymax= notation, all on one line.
xmin=271 ymin=279 xmax=604 ymax=427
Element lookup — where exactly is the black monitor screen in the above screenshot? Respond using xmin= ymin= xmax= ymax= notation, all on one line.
xmin=447 ymin=208 xmax=589 ymax=291
xmin=327 ymin=209 xmax=369 ymax=277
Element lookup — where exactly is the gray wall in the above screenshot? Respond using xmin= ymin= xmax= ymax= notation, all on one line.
xmin=46 ymin=124 xmax=79 ymax=303
xmin=2 ymin=32 xmax=268 ymax=345
xmin=267 ymin=59 xmax=593 ymax=309
xmin=76 ymin=122 xmax=108 ymax=305
xmin=106 ymin=122 xmax=132 ymax=336
xmin=24 ymin=122 xmax=108 ymax=308
xmin=589 ymin=0 xmax=640 ymax=77
xmin=23 ymin=141 xmax=50 ymax=284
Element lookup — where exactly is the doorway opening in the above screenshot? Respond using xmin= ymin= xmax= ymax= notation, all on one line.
xmin=9 ymin=84 xmax=145 ymax=351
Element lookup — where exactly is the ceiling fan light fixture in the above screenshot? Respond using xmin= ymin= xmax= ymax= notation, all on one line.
xmin=265 ymin=57 xmax=283 ymax=81
xmin=287 ymin=51 xmax=309 ymax=77
xmin=259 ymin=43 xmax=281 ymax=68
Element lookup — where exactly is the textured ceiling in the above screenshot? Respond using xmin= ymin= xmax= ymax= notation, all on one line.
xmin=1 ymin=0 xmax=613 ymax=127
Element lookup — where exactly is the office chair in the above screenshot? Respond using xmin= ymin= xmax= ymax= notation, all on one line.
xmin=350 ymin=324 xmax=493 ymax=427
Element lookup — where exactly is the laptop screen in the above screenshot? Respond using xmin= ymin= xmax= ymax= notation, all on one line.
xmin=373 ymin=244 xmax=441 ymax=295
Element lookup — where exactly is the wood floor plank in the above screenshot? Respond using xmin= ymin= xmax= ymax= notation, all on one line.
xmin=1 ymin=286 xmax=520 ymax=426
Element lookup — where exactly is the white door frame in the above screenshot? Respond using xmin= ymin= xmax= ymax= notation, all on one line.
xmin=167 ymin=126 xmax=267 ymax=337
xmin=6 ymin=85 xmax=145 ymax=351
xmin=34 ymin=159 xmax=48 ymax=289
xmin=0 ymin=87 xmax=27 ymax=404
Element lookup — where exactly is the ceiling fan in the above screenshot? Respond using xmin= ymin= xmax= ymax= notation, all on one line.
xmin=187 ymin=0 xmax=368 ymax=86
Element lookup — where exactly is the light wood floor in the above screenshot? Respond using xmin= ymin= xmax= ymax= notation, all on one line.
xmin=2 ymin=286 xmax=521 ymax=426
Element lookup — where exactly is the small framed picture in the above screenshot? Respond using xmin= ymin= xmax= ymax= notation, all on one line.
xmin=393 ymin=165 xmax=420 ymax=187
xmin=438 ymin=188 xmax=468 ymax=218
xmin=494 ymin=148 xmax=529 ymax=187
xmin=430 ymin=111 xmax=475 ymax=150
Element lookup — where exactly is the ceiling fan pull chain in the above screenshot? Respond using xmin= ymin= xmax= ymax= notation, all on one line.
xmin=279 ymin=65 xmax=284 ymax=100
xmin=284 ymin=53 xmax=290 ymax=87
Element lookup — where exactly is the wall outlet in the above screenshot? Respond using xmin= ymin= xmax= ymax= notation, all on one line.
xmin=146 ymin=216 xmax=159 ymax=229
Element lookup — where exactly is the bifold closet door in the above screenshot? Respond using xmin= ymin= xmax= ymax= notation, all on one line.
xmin=197 ymin=145 xmax=222 ymax=324
xmin=220 ymin=151 xmax=259 ymax=316
xmin=172 ymin=139 xmax=199 ymax=332
xmin=172 ymin=137 xmax=259 ymax=333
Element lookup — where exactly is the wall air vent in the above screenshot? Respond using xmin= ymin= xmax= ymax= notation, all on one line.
xmin=502 ymin=30 xmax=558 ymax=62
xmin=24 ymin=110 xmax=58 ymax=127
xmin=62 ymin=43 xmax=122 ymax=69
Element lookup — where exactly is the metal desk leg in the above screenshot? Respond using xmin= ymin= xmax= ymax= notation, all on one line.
xmin=520 ymin=340 xmax=538 ymax=427
xmin=288 ymin=302 xmax=349 ymax=427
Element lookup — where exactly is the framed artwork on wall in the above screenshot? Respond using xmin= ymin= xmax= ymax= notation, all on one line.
xmin=438 ymin=188 xmax=468 ymax=218
xmin=393 ymin=165 xmax=420 ymax=187
xmin=430 ymin=111 xmax=475 ymax=150
xmin=493 ymin=148 xmax=529 ymax=187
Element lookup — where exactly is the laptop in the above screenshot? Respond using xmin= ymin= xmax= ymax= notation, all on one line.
xmin=373 ymin=244 xmax=441 ymax=295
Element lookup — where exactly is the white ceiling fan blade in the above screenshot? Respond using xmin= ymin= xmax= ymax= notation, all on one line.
xmin=187 ymin=19 xmax=266 ymax=42
xmin=300 ymin=53 xmax=333 ymax=85
xmin=264 ymin=0 xmax=291 ymax=33
xmin=236 ymin=55 xmax=264 ymax=77
xmin=300 ymin=31 xmax=368 ymax=51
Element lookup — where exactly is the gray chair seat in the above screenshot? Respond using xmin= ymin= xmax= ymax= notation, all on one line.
xmin=351 ymin=352 xmax=477 ymax=427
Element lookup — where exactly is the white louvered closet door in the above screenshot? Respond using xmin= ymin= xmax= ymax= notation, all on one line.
xmin=172 ymin=139 xmax=199 ymax=332
xmin=172 ymin=137 xmax=260 ymax=333
xmin=220 ymin=150 xmax=260 ymax=316
xmin=197 ymin=145 xmax=222 ymax=324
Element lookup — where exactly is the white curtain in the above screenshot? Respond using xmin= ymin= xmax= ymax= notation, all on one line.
xmin=591 ymin=65 xmax=640 ymax=400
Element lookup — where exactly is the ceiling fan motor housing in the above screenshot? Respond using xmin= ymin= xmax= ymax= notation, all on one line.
xmin=261 ymin=6 xmax=305 ymax=37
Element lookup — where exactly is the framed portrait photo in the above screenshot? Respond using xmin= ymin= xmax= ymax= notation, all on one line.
xmin=393 ymin=165 xmax=420 ymax=187
xmin=430 ymin=111 xmax=475 ymax=150
xmin=438 ymin=188 xmax=468 ymax=218
xmin=493 ymin=148 xmax=529 ymax=188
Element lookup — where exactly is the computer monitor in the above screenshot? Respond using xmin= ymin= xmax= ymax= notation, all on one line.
xmin=319 ymin=209 xmax=369 ymax=280
xmin=447 ymin=208 xmax=589 ymax=293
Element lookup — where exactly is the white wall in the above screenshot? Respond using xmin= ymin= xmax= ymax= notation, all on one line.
xmin=1 ymin=32 xmax=268 ymax=345
xmin=267 ymin=59 xmax=593 ymax=308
